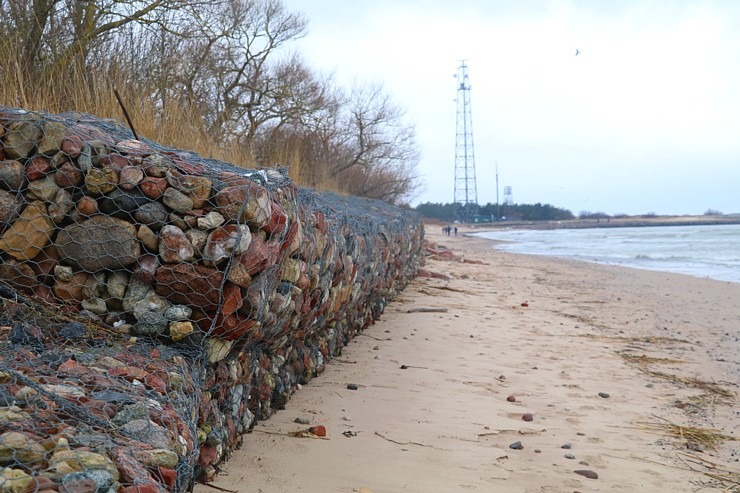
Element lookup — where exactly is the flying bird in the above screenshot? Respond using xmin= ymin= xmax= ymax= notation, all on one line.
xmin=575 ymin=49 xmax=580 ymax=56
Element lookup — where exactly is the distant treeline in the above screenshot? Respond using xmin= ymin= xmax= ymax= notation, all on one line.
xmin=415 ymin=202 xmax=575 ymax=222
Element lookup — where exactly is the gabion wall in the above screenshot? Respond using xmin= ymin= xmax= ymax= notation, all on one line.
xmin=0 ymin=106 xmax=423 ymax=493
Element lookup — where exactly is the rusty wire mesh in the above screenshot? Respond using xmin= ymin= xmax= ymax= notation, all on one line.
xmin=0 ymin=106 xmax=423 ymax=492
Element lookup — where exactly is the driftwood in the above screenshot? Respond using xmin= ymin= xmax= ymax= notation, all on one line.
xmin=406 ymin=307 xmax=448 ymax=313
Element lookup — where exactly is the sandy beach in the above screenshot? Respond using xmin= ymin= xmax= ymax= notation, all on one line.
xmin=195 ymin=225 xmax=739 ymax=493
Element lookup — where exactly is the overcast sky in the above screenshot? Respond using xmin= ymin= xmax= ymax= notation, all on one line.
xmin=283 ymin=0 xmax=740 ymax=216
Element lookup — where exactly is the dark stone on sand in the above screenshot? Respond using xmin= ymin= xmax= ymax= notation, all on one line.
xmin=598 ymin=392 xmax=610 ymax=398
xmin=509 ymin=441 xmax=524 ymax=450
xmin=346 ymin=384 xmax=359 ymax=390
xmin=574 ymin=469 xmax=598 ymax=479
xmin=507 ymin=395 xmax=516 ymax=402
xmin=522 ymin=413 xmax=534 ymax=422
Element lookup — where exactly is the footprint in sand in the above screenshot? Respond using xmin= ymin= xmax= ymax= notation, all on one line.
xmin=581 ymin=455 xmax=606 ymax=467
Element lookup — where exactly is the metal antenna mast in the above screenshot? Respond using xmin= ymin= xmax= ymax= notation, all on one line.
xmin=454 ymin=60 xmax=478 ymax=223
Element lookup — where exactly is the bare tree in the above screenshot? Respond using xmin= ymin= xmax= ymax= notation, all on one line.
xmin=0 ymin=0 xmax=201 ymax=79
xmin=330 ymin=82 xmax=420 ymax=202
xmin=171 ymin=0 xmax=323 ymax=145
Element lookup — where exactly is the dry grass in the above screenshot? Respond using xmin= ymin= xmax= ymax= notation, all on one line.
xmin=638 ymin=417 xmax=736 ymax=451
xmin=639 ymin=368 xmax=735 ymax=400
xmin=677 ymin=452 xmax=740 ymax=492
xmin=0 ymin=48 xmax=313 ymax=187
xmin=616 ymin=351 xmax=687 ymax=365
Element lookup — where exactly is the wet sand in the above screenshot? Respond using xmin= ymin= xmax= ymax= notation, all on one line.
xmin=196 ymin=225 xmax=739 ymax=493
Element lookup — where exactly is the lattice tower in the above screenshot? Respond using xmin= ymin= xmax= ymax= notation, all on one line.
xmin=454 ymin=60 xmax=478 ymax=223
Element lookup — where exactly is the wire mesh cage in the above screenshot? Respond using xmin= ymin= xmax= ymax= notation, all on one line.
xmin=0 ymin=106 xmax=423 ymax=492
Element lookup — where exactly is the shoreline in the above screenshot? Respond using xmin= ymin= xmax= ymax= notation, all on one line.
xmin=464 ymin=226 xmax=740 ymax=285
xmin=448 ymin=214 xmax=740 ymax=232
xmin=196 ymin=225 xmax=739 ymax=493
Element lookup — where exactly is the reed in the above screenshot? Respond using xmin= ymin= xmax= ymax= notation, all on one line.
xmin=0 ymin=45 xmax=323 ymax=188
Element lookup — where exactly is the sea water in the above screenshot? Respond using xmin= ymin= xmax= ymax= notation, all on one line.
xmin=474 ymin=223 xmax=740 ymax=284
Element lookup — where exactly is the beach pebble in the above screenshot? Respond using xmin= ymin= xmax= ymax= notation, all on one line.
xmin=346 ymin=384 xmax=359 ymax=390
xmin=509 ymin=441 xmax=524 ymax=450
xmin=507 ymin=395 xmax=516 ymax=402
xmin=598 ymin=392 xmax=610 ymax=398
xmin=565 ymin=453 xmax=576 ymax=459
xmin=574 ymin=469 xmax=598 ymax=479
xmin=294 ymin=417 xmax=310 ymax=425
xmin=309 ymin=425 xmax=326 ymax=437
xmin=522 ymin=413 xmax=534 ymax=422
xmin=534 ymin=449 xmax=542 ymax=453
xmin=562 ymin=443 xmax=572 ymax=449
xmin=577 ymin=432 xmax=586 ymax=436
xmin=373 ymin=346 xmax=380 ymax=350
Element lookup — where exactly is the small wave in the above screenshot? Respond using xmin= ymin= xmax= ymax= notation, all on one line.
xmin=635 ymin=254 xmax=652 ymax=259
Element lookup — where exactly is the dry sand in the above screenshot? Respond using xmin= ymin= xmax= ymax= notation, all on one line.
xmin=196 ymin=225 xmax=739 ymax=493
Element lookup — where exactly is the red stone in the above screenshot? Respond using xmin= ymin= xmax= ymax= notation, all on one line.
xmin=313 ymin=211 xmax=327 ymax=234
xmin=262 ymin=199 xmax=288 ymax=235
xmin=309 ymin=425 xmax=326 ymax=437
xmin=522 ymin=413 xmax=534 ymax=422
xmin=199 ymin=311 xmax=257 ymax=341
xmin=61 ymin=134 xmax=84 ymax=157
xmin=204 ymin=224 xmax=252 ymax=266
xmin=154 ymin=263 xmax=225 ymax=310
xmin=26 ymin=155 xmax=52 ymax=180
xmin=159 ymin=225 xmax=194 ymax=263
xmin=111 ymin=447 xmax=160 ymax=486
xmin=280 ymin=222 xmax=299 ymax=256
xmin=507 ymin=395 xmax=516 ymax=402
xmin=58 ymin=359 xmax=85 ymax=374
xmin=119 ymin=166 xmax=144 ymax=190
xmin=140 ymin=177 xmax=168 ymax=200
xmin=26 ymin=475 xmax=56 ymax=493
xmin=54 ymin=162 xmax=84 ymax=188
xmin=144 ymin=373 xmax=167 ymax=394
xmin=296 ymin=273 xmax=310 ymax=291
xmin=236 ymin=234 xmax=271 ymax=276
xmin=75 ymin=196 xmax=98 ymax=216
xmin=33 ymin=284 xmax=56 ymax=303
xmin=198 ymin=444 xmax=218 ymax=467
xmin=221 ymin=282 xmax=243 ymax=317
xmin=109 ymin=366 xmax=150 ymax=381
xmin=156 ymin=467 xmax=177 ymax=490
xmin=132 ymin=254 xmax=160 ymax=284
xmin=53 ymin=271 xmax=92 ymax=302
xmin=100 ymin=153 xmax=130 ymax=171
